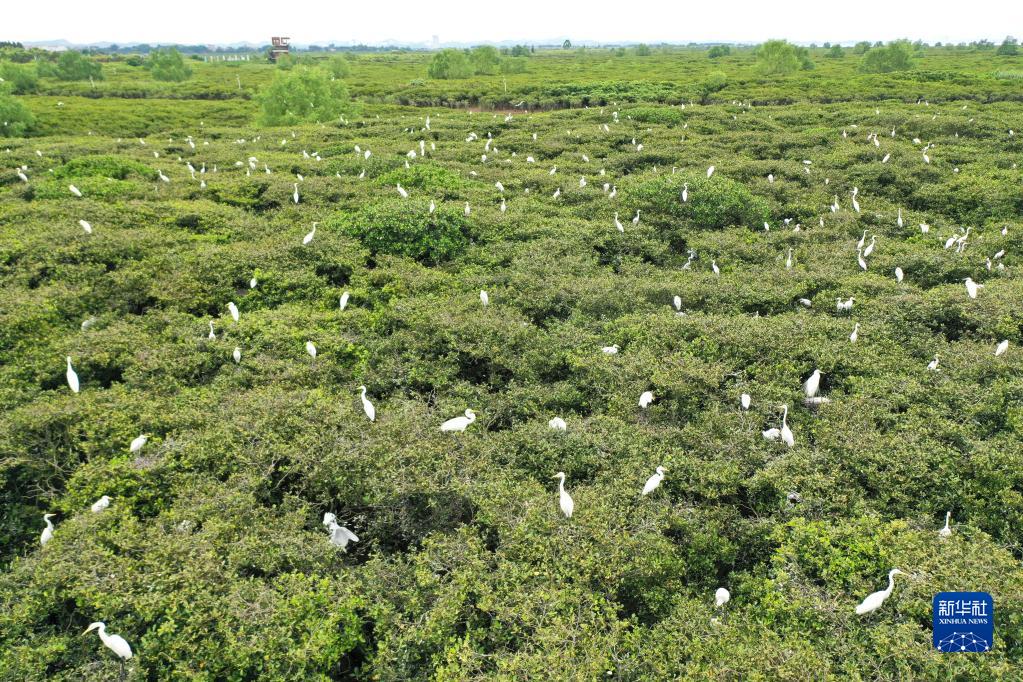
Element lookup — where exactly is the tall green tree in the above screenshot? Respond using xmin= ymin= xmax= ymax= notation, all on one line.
xmin=860 ymin=40 xmax=915 ymax=73
xmin=427 ymin=49 xmax=473 ymax=79
xmin=53 ymin=51 xmax=103 ymax=81
xmin=147 ymin=48 xmax=192 ymax=82
xmin=996 ymin=36 xmax=1019 ymax=56
xmin=755 ymin=40 xmax=812 ymax=75
xmin=470 ymin=46 xmax=501 ymax=75
xmin=258 ymin=67 xmax=349 ymax=125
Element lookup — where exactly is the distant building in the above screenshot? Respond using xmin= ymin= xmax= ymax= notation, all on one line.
xmin=269 ymin=36 xmax=290 ymax=62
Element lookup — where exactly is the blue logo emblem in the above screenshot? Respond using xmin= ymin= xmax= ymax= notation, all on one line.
xmin=933 ymin=592 xmax=994 ymax=652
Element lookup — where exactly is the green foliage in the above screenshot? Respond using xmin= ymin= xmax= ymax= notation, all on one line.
xmin=427 ymin=49 xmax=473 ymax=79
xmin=634 ymin=44 xmax=652 ymax=57
xmin=500 ymin=57 xmax=527 ymax=74
xmin=860 ymin=40 xmax=915 ymax=73
xmin=707 ymin=45 xmax=731 ymax=59
xmin=755 ymin=40 xmax=813 ymax=75
xmin=563 ymin=39 xmax=572 ymax=49
xmin=510 ymin=45 xmax=530 ymax=57
xmin=826 ymin=44 xmax=845 ymax=59
xmin=697 ymin=71 xmax=729 ymax=103
xmin=52 ymin=51 xmax=104 ymax=81
xmin=146 ymin=48 xmax=192 ymax=82
xmin=853 ymin=41 xmax=872 ymax=55
xmin=326 ymin=55 xmax=351 ymax=79
xmin=996 ymin=37 xmax=1019 ymax=56
xmin=258 ymin=67 xmax=349 ymax=125
xmin=0 ymin=62 xmax=38 ymax=94
xmin=469 ymin=46 xmax=501 ymax=75
xmin=0 ymin=89 xmax=34 ymax=136
xmin=330 ymin=199 xmax=472 ymax=264
xmin=627 ymin=173 xmax=771 ymax=237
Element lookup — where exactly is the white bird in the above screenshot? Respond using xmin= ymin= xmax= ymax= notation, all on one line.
xmin=208 ymin=321 xmax=216 ymax=340
xmin=129 ymin=434 xmax=148 ymax=453
xmin=939 ymin=511 xmax=953 ymax=538
xmin=614 ymin=213 xmax=624 ymax=232
xmin=464 ymin=202 xmax=471 ymax=216
xmin=339 ymin=292 xmax=350 ymax=310
xmin=40 ymin=513 xmax=56 ymax=545
xmin=632 ymin=210 xmax=640 ymax=225
xmin=250 ymin=277 xmax=258 ymax=289
xmin=69 ymin=184 xmax=82 ymax=197
xmin=500 ymin=197 xmax=506 ymax=213
xmin=79 ymin=219 xmax=93 ymax=234
xmin=927 ymin=355 xmax=939 ymax=371
xmin=554 ymin=472 xmax=574 ymax=518
xmin=673 ymin=295 xmax=682 ymax=312
xmin=642 ymin=466 xmax=666 ymax=495
xmin=639 ymin=391 xmax=654 ymax=408
xmin=850 ymin=323 xmax=860 ymax=343
xmin=895 ymin=267 xmax=904 ymax=283
xmin=601 ymin=344 xmax=620 ymax=355
xmin=681 ymin=183 xmax=688 ymax=202
xmin=837 ymin=297 xmax=854 ymax=313
xmin=91 ymin=495 xmax=111 ymax=513
xmin=327 ymin=522 xmax=359 ymax=549
xmin=227 ymin=302 xmax=239 ymax=322
xmin=786 ymin=248 xmax=793 ymax=270
xmin=303 ymin=223 xmax=316 ymax=245
xmin=863 ymin=236 xmax=876 ymax=258
xmin=396 ymin=183 xmax=408 ymax=198
xmin=964 ymin=278 xmax=982 ymax=299
xmin=441 ymin=408 xmax=476 ymax=433
xmin=359 ymin=385 xmax=375 ymax=422
xmin=84 ymin=622 xmax=133 ymax=663
xmin=857 ymin=249 xmax=867 ymax=271
xmin=232 ymin=347 xmax=241 ymax=364
xmin=897 ymin=208 xmax=903 ymax=228
xmin=707 ymin=165 xmax=715 ymax=178
xmin=857 ymin=230 xmax=867 ymax=250
xmin=480 ymin=290 xmax=489 ymax=307
xmin=740 ymin=393 xmax=751 ymax=410
xmin=66 ymin=356 xmax=80 ymax=393
xmin=429 ymin=200 xmax=436 ymax=213
xmin=762 ymin=428 xmax=781 ymax=442
xmin=855 ymin=569 xmax=906 ymax=615
xmin=711 ymin=260 xmax=720 ymax=276
xmin=548 ymin=417 xmax=567 ymax=431
xmin=995 ymin=340 xmax=1009 ymax=356
xmin=306 ymin=341 xmax=317 ymax=359
xmin=552 ymin=187 xmax=561 ymax=199
xmin=715 ymin=587 xmax=730 ymax=608
xmin=798 ymin=298 xmax=813 ymax=307
xmin=804 ymin=370 xmax=821 ymax=398
xmin=780 ymin=405 xmax=794 ymax=447
xmin=293 ymin=183 xmax=300 ymax=204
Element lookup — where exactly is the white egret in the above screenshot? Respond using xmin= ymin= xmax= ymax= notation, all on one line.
xmin=129 ymin=434 xmax=148 ymax=453
xmin=641 ymin=466 xmax=666 ymax=495
xmin=673 ymin=295 xmax=682 ymax=312
xmin=327 ymin=521 xmax=359 ymax=549
xmin=786 ymin=248 xmax=793 ymax=270
xmin=79 ymin=219 xmax=93 ymax=234
xmin=601 ymin=344 xmax=620 ymax=355
xmin=715 ymin=587 xmax=730 ymax=608
xmin=480 ymin=290 xmax=489 ymax=307
xmin=863 ymin=236 xmax=876 ymax=258
xmin=740 ymin=393 xmax=751 ymax=410
xmin=41 ymin=513 xmax=56 ymax=545
xmin=339 ymin=292 xmax=350 ymax=310
xmin=798 ymin=298 xmax=813 ymax=307
xmin=548 ymin=417 xmax=567 ymax=431
xmin=464 ymin=202 xmax=471 ymax=216
xmin=857 ymin=249 xmax=867 ymax=271
xmin=927 ymin=356 xmax=939 ymax=371
xmin=707 ymin=165 xmax=715 ymax=178
xmin=897 ymin=208 xmax=903 ymax=228
xmin=84 ymin=621 xmax=133 ymax=675
xmin=850 ymin=323 xmax=860 ymax=343
xmin=293 ymin=183 xmax=300 ymax=204
xmin=208 ymin=321 xmax=216 ymax=340
xmin=681 ymin=183 xmax=688 ymax=202
xmin=441 ymin=409 xmax=476 ymax=433
xmin=895 ymin=267 xmax=904 ymax=283
xmin=359 ymin=385 xmax=375 ymax=422
xmin=69 ymin=184 xmax=82 ymax=197
xmin=233 ymin=347 xmax=241 ymax=364
xmin=66 ymin=356 xmax=80 ymax=393
xmin=780 ymin=405 xmax=794 ymax=447
xmin=614 ymin=213 xmax=624 ymax=232
xmin=855 ymin=569 xmax=906 ymax=615
xmin=939 ymin=511 xmax=952 ymax=538
xmin=303 ymin=223 xmax=316 ymax=245
xmin=632 ymin=209 xmax=640 ymax=225
xmin=639 ymin=391 xmax=654 ymax=408
xmin=857 ymin=230 xmax=867 ymax=250
xmin=91 ymin=495 xmax=111 ymax=513
xmin=762 ymin=428 xmax=781 ymax=441
xmin=712 ymin=260 xmax=720 ymax=276
xmin=804 ymin=370 xmax=821 ymax=398
xmin=964 ymin=278 xmax=982 ymax=299
xmin=554 ymin=472 xmax=574 ymax=518
xmin=250 ymin=277 xmax=258 ymax=289
xmin=995 ymin=340 xmax=1009 ymax=356
xmin=227 ymin=302 xmax=239 ymax=322
xmin=306 ymin=341 xmax=317 ymax=359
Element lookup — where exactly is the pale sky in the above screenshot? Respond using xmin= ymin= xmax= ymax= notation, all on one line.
xmin=7 ymin=0 xmax=1021 ymax=46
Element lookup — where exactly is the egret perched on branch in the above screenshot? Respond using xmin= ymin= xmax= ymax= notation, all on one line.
xmin=780 ymin=405 xmax=794 ymax=447
xmin=964 ymin=278 xmax=982 ymax=299
xmin=66 ymin=357 xmax=80 ymax=393
xmin=293 ymin=183 xmax=300 ymax=204
xmin=639 ymin=391 xmax=654 ymax=408
xmin=642 ymin=466 xmax=666 ymax=495
xmin=339 ymin=292 xmax=350 ymax=310
xmin=601 ymin=344 xmax=620 ymax=355
xmin=927 ymin=355 xmax=939 ymax=371
xmin=91 ymin=495 xmax=111 ymax=513
xmin=614 ymin=213 xmax=624 ymax=232
xmin=895 ymin=267 xmax=904 ymax=283
xmin=480 ymin=290 xmax=489 ymax=307
xmin=715 ymin=587 xmax=730 ymax=608
xmin=939 ymin=511 xmax=953 ymax=538
xmin=804 ymin=370 xmax=821 ymax=398
xmin=233 ymin=347 xmax=241 ymax=364
xmin=358 ymin=385 xmax=375 ymax=422
xmin=79 ymin=219 xmax=93 ymax=234
xmin=227 ymin=302 xmax=239 ymax=322
xmin=69 ymin=184 xmax=82 ymax=197
xmin=850 ymin=323 xmax=860 ymax=343
xmin=740 ymin=393 xmax=751 ymax=410
xmin=441 ymin=409 xmax=476 ymax=433
xmin=84 ymin=621 xmax=133 ymax=672
xmin=855 ymin=569 xmax=906 ymax=615
xmin=129 ymin=434 xmax=148 ymax=453
xmin=306 ymin=341 xmax=317 ymax=359
xmin=707 ymin=165 xmax=715 ymax=178
xmin=40 ymin=513 xmax=56 ymax=545
xmin=323 ymin=513 xmax=359 ymax=549
xmin=553 ymin=472 xmax=574 ymax=518
xmin=303 ymin=223 xmax=316 ymax=245
xmin=548 ymin=417 xmax=567 ymax=431
xmin=995 ymin=340 xmax=1009 ymax=356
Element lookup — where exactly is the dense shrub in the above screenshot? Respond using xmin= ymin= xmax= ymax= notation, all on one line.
xmin=258 ymin=67 xmax=349 ymax=125
xmin=996 ymin=36 xmax=1019 ymax=56
xmin=326 ymin=55 xmax=351 ymax=79
xmin=627 ymin=173 xmax=771 ymax=236
xmin=860 ymin=40 xmax=915 ymax=73
xmin=146 ymin=48 xmax=192 ymax=82
xmin=756 ymin=40 xmax=814 ymax=75
xmin=0 ymin=62 xmax=38 ymax=94
xmin=707 ymin=45 xmax=731 ymax=59
xmin=427 ymin=49 xmax=473 ymax=79
xmin=469 ymin=46 xmax=501 ymax=75
xmin=52 ymin=51 xmax=104 ymax=81
xmin=0 ymin=89 xmax=34 ymax=137
xmin=330 ymin=199 xmax=472 ymax=264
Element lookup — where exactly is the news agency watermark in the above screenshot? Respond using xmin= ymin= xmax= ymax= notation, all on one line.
xmin=933 ymin=592 xmax=994 ymax=652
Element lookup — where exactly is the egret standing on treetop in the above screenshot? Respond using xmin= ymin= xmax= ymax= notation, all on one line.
xmin=939 ymin=511 xmax=953 ymax=538
xmin=804 ymin=370 xmax=821 ymax=398
xmin=715 ymin=587 xmax=730 ymax=608
xmin=66 ymin=357 xmax=80 ymax=393
xmin=84 ymin=621 xmax=133 ymax=674
xmin=303 ymin=223 xmax=316 ymax=245
xmin=40 ymin=513 xmax=56 ymax=545
xmin=548 ymin=417 xmax=567 ymax=431
xmin=995 ymin=339 xmax=1009 ymax=356
xmin=91 ymin=495 xmax=111 ymax=513
xmin=227 ymin=302 xmax=239 ymax=322
xmin=129 ymin=434 xmax=148 ymax=453
xmin=855 ymin=569 xmax=906 ymax=615
xmin=964 ymin=278 xmax=982 ymax=299
xmin=441 ymin=409 xmax=476 ymax=433
xmin=642 ymin=466 xmax=666 ymax=495
xmin=740 ymin=393 xmax=751 ymax=410
xmin=359 ymin=385 xmax=375 ymax=422
xmin=639 ymin=391 xmax=654 ymax=408
xmin=306 ymin=341 xmax=317 ymax=359
xmin=780 ymin=405 xmax=794 ymax=447
xmin=480 ymin=290 xmax=489 ymax=307
xmin=554 ymin=472 xmax=574 ymax=518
